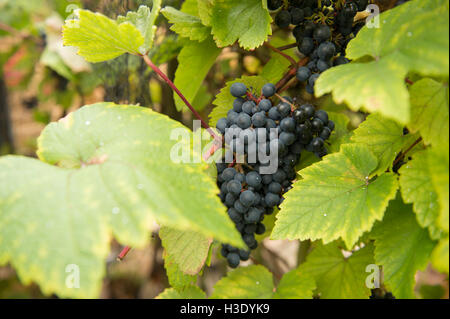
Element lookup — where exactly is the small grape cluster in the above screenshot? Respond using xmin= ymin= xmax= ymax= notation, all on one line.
xmin=215 ymin=82 xmax=334 ymax=267
xmin=268 ymin=0 xmax=369 ymax=94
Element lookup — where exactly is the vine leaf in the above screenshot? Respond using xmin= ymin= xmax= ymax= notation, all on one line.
xmin=159 ymin=227 xmax=212 ymax=275
xmin=163 ymin=253 xmax=198 ymax=289
xmin=298 ymin=241 xmax=375 ymax=299
xmin=210 ymin=0 xmax=272 ymax=50
xmin=209 ymin=76 xmax=268 ymax=127
xmin=63 ymin=10 xmax=145 ymax=62
xmin=161 ymin=7 xmax=211 ymax=42
xmin=351 ymin=113 xmax=419 ymax=176
xmin=371 ymin=195 xmax=435 ymax=299
xmin=272 ymin=144 xmax=398 ymax=248
xmin=431 ymin=237 xmax=449 ymax=275
xmin=117 ymin=1 xmax=162 ymax=53
xmin=173 ymin=38 xmax=221 ymax=111
xmin=427 ymin=146 xmax=449 ymax=233
xmin=315 ymin=0 xmax=449 ymax=124
xmin=156 ymin=285 xmax=206 ymax=299
xmin=0 ymin=103 xmax=243 ymax=298
xmin=197 ymin=0 xmax=214 ymax=26
xmin=210 ymin=264 xmax=315 ymax=299
xmin=408 ymin=78 xmax=449 ymax=149
xmin=273 ymin=268 xmax=316 ymax=299
xmin=210 ymin=265 xmax=274 ymax=299
xmin=399 ymin=150 xmax=443 ymax=239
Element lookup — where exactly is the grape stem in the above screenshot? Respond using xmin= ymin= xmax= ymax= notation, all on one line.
xmin=276 ymin=42 xmax=298 ymax=51
xmin=276 ymin=57 xmax=309 ymax=92
xmin=264 ymin=42 xmax=297 ymax=66
xmin=140 ymin=54 xmax=220 ymax=141
xmin=392 ymin=137 xmax=422 ymax=167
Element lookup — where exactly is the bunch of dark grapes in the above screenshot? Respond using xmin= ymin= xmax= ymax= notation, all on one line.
xmin=215 ymin=82 xmax=334 ymax=267
xmin=268 ymin=0 xmax=369 ymax=94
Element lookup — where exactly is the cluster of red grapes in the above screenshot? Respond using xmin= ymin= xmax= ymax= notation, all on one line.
xmin=215 ymin=82 xmax=334 ymax=267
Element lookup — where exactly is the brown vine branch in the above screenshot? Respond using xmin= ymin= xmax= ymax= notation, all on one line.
xmin=275 ymin=57 xmax=309 ymax=92
xmin=140 ymin=54 xmax=220 ymax=142
xmin=264 ymin=42 xmax=297 ymax=66
xmin=276 ymin=42 xmax=298 ymax=51
xmin=392 ymin=137 xmax=423 ymax=167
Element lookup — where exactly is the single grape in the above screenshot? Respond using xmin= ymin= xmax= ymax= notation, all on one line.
xmin=315 ymin=109 xmax=329 ymax=124
xmin=246 ymin=171 xmax=262 ymax=188
xmin=320 ymin=127 xmax=332 ymax=140
xmin=317 ymin=59 xmax=331 ymax=72
xmin=275 ymin=10 xmax=291 ymax=28
xmin=222 ymin=167 xmax=236 ymax=181
xmin=265 ymin=192 xmax=280 ymax=206
xmin=255 ymin=223 xmax=266 ymax=235
xmin=230 ymin=82 xmax=247 ymax=97
xmin=318 ymin=41 xmax=336 ymax=60
xmin=259 ymin=99 xmax=272 ymax=112
xmin=311 ymin=118 xmax=324 ymax=132
xmin=298 ymin=37 xmax=314 ymax=55
xmin=240 ymin=190 xmax=256 ymax=207
xmin=234 ymin=200 xmax=248 ymax=214
xmin=296 ymin=66 xmax=311 ymax=82
xmin=313 ymin=25 xmax=331 ymax=42
xmin=227 ymin=252 xmax=240 ymax=268
xmin=252 ymin=112 xmax=267 ymax=128
xmin=237 ymin=113 xmax=252 ymax=129
xmin=242 ymin=101 xmax=255 ymax=114
xmin=277 ymin=102 xmax=291 ymax=118
xmin=238 ymin=249 xmax=251 ymax=261
xmin=262 ymin=83 xmax=276 ymax=97
xmin=327 ymin=120 xmax=335 ymax=131
xmin=216 ymin=118 xmax=228 ymax=134
xmin=280 ymin=117 xmax=296 ymax=132
xmin=233 ymin=97 xmax=245 ymax=112
xmin=244 ymin=208 xmax=261 ymax=223
xmin=227 ymin=180 xmax=242 ymax=196
xmin=290 ymin=7 xmax=304 ymax=25
xmin=268 ymin=107 xmax=282 ymax=121
xmin=279 ymin=132 xmax=296 ymax=145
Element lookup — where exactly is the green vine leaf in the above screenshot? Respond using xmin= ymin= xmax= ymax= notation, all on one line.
xmin=408 ymin=78 xmax=449 ymax=149
xmin=0 ymin=103 xmax=243 ymax=298
xmin=210 ymin=0 xmax=272 ymax=50
xmin=117 ymin=1 xmax=162 ymax=53
xmin=273 ymin=268 xmax=316 ymax=299
xmin=371 ymin=195 xmax=435 ymax=299
xmin=298 ymin=241 xmax=375 ymax=299
xmin=163 ymin=253 xmax=198 ymax=289
xmin=156 ymin=285 xmax=206 ymax=299
xmin=431 ymin=237 xmax=449 ymax=275
xmin=210 ymin=265 xmax=274 ymax=299
xmin=209 ymin=76 xmax=268 ymax=127
xmin=427 ymin=146 xmax=449 ymax=233
xmin=161 ymin=7 xmax=211 ymax=42
xmin=63 ymin=9 xmax=145 ymax=62
xmin=399 ymin=150 xmax=443 ymax=239
xmin=351 ymin=113 xmax=419 ymax=176
xmin=159 ymin=227 xmax=212 ymax=275
xmin=173 ymin=38 xmax=221 ymax=111
xmin=197 ymin=0 xmax=213 ymax=26
xmin=315 ymin=0 xmax=449 ymax=124
xmin=272 ymin=144 xmax=398 ymax=248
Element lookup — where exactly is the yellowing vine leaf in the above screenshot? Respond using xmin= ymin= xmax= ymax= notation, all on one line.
xmin=0 ymin=103 xmax=243 ymax=298
xmin=272 ymin=144 xmax=398 ymax=248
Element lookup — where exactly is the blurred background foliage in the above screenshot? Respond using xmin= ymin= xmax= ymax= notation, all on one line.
xmin=0 ymin=0 xmax=447 ymax=298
